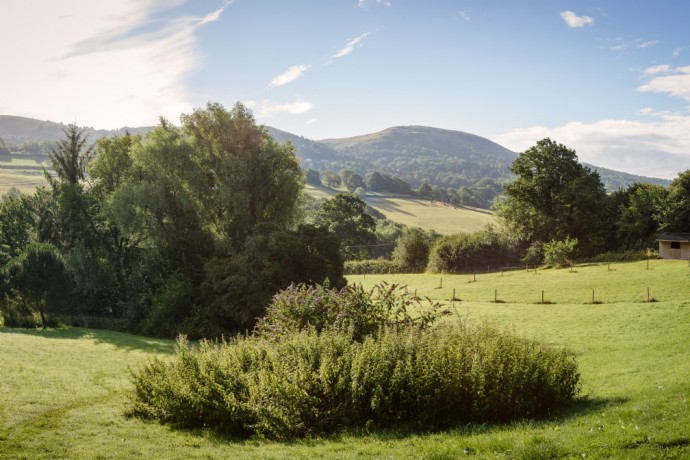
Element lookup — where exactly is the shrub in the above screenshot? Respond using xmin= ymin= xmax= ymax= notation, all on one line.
xmin=255 ymin=282 xmax=442 ymax=341
xmin=543 ymin=238 xmax=578 ymax=268
xmin=344 ymin=259 xmax=399 ymax=274
xmin=128 ymin=323 xmax=580 ymax=439
xmin=427 ymin=230 xmax=520 ymax=274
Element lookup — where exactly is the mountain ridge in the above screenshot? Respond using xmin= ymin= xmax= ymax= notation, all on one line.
xmin=0 ymin=115 xmax=671 ymax=194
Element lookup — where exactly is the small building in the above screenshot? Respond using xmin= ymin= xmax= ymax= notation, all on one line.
xmin=657 ymin=232 xmax=690 ymax=260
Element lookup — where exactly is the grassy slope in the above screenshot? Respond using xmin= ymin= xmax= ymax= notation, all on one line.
xmin=306 ymin=184 xmax=494 ymax=234
xmin=1 ymin=259 xmax=689 ymax=458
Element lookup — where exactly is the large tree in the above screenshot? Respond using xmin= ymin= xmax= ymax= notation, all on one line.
xmin=496 ymin=138 xmax=608 ymax=255
xmin=314 ymin=194 xmax=376 ymax=260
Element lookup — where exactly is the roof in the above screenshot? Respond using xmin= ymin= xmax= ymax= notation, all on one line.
xmin=657 ymin=232 xmax=690 ymax=242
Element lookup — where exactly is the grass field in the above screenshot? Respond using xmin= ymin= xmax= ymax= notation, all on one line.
xmin=306 ymin=184 xmax=494 ymax=234
xmin=0 ymin=158 xmax=47 ymax=195
xmin=1 ymin=259 xmax=689 ymax=458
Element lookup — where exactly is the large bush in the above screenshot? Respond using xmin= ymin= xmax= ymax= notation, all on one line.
xmin=426 ymin=230 xmax=520 ymax=273
xmin=128 ymin=324 xmax=580 ymax=440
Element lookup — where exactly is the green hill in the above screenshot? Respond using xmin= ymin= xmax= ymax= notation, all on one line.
xmin=0 ymin=116 xmax=672 ymax=201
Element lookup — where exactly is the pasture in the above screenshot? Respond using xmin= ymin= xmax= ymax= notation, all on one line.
xmin=0 ymin=157 xmax=47 ymax=194
xmin=1 ymin=259 xmax=689 ymax=458
xmin=306 ymin=184 xmax=494 ymax=234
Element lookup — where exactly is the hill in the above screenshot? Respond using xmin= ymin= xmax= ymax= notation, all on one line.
xmin=0 ymin=116 xmax=672 ymax=202
xmin=306 ymin=184 xmax=494 ymax=234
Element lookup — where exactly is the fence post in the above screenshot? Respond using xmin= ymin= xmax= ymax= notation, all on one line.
xmin=541 ymin=290 xmax=544 ymax=304
xmin=494 ymin=289 xmax=497 ymax=303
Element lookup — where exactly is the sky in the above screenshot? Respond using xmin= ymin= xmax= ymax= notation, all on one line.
xmin=2 ymin=1 xmax=690 ymax=179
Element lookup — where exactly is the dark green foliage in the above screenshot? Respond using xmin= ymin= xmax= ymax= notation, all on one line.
xmin=496 ymin=138 xmax=609 ymax=257
xmin=392 ymin=227 xmax=439 ymax=272
xmin=129 ymin=322 xmax=580 ymax=440
xmin=46 ymin=124 xmax=94 ymax=187
xmin=305 ymin=168 xmax=321 ymax=185
xmin=314 ymin=194 xmax=376 ymax=260
xmin=201 ymin=225 xmax=346 ymax=335
xmin=364 ymin=172 xmax=412 ymax=194
xmin=2 ymin=242 xmax=71 ymax=328
xmin=427 ymin=230 xmax=520 ymax=274
xmin=0 ymin=191 xmax=35 ymax=267
xmin=344 ymin=259 xmax=399 ymax=274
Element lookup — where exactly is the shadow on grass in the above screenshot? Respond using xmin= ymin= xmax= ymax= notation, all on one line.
xmin=178 ymin=395 xmax=631 ymax=447
xmin=0 ymin=326 xmax=175 ymax=354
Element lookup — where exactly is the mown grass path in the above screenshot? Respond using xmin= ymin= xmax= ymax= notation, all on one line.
xmin=1 ymin=259 xmax=689 ymax=458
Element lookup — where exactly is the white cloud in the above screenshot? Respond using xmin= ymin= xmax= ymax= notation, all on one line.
xmin=494 ymin=114 xmax=690 ymax=179
xmin=0 ymin=0 xmax=230 ymax=129
xmin=328 ymin=32 xmax=371 ymax=62
xmin=638 ymin=66 xmax=690 ymax=101
xmin=358 ymin=0 xmax=391 ymax=9
xmin=260 ymin=100 xmax=313 ymax=116
xmin=637 ymin=40 xmax=659 ymax=49
xmin=643 ymin=65 xmax=671 ymax=75
xmin=269 ymin=65 xmax=309 ymax=87
xmin=456 ymin=11 xmax=471 ymax=22
xmin=560 ymin=11 xmax=594 ymax=28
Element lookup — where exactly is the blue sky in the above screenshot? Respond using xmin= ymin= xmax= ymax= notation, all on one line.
xmin=2 ymin=1 xmax=690 ymax=178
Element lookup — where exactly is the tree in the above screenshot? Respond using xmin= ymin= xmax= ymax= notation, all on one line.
xmin=339 ymin=169 xmax=365 ymax=192
xmin=4 ymin=243 xmax=71 ymax=328
xmin=46 ymin=124 xmax=94 ymax=187
xmin=314 ymin=194 xmax=376 ymax=260
xmin=305 ymin=169 xmax=321 ymax=186
xmin=496 ymin=138 xmax=608 ymax=256
xmin=659 ymin=169 xmax=690 ymax=232
xmin=0 ymin=191 xmax=35 ymax=267
xmin=392 ymin=227 xmax=438 ymax=272
xmin=615 ymin=183 xmax=668 ymax=250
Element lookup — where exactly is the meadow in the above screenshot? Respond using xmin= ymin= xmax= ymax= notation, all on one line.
xmin=1 ymin=259 xmax=689 ymax=458
xmin=306 ymin=184 xmax=494 ymax=234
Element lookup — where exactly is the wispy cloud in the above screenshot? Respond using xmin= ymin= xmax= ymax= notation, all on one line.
xmin=358 ymin=0 xmax=391 ymax=9
xmin=638 ymin=66 xmax=690 ymax=101
xmin=643 ymin=65 xmax=671 ymax=76
xmin=455 ymin=11 xmax=471 ymax=22
xmin=260 ymin=100 xmax=313 ymax=116
xmin=269 ymin=65 xmax=309 ymax=87
xmin=327 ymin=32 xmax=372 ymax=63
xmin=0 ymin=0 xmax=231 ymax=128
xmin=606 ymin=38 xmax=660 ymax=54
xmin=560 ymin=11 xmax=594 ymax=28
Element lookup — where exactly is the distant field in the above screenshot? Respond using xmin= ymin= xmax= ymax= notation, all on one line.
xmin=1 ymin=259 xmax=689 ymax=458
xmin=0 ymin=156 xmax=49 ymax=194
xmin=306 ymin=184 xmax=494 ymax=234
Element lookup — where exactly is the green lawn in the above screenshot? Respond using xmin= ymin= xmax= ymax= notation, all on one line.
xmin=1 ymin=259 xmax=689 ymax=458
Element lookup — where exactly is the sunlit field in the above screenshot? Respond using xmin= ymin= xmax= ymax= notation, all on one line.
xmin=1 ymin=259 xmax=688 ymax=458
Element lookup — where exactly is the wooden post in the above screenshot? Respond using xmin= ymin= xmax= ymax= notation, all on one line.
xmin=473 ymin=272 xmax=476 ymax=282
xmin=647 ymin=287 xmax=650 ymax=302
xmin=494 ymin=289 xmax=497 ymax=303
xmin=452 ymin=288 xmax=456 ymax=301
xmin=541 ymin=290 xmax=544 ymax=304
xmin=592 ymin=290 xmax=595 ymax=304
xmin=414 ymin=289 xmax=417 ymax=299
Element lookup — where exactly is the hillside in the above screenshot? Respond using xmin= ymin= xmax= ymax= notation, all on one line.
xmin=0 ymin=116 xmax=672 ymax=200
xmin=306 ymin=184 xmax=494 ymax=234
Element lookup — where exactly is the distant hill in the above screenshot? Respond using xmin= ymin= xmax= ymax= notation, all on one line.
xmin=0 ymin=115 xmax=153 ymax=147
xmin=0 ymin=115 xmax=671 ymax=199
